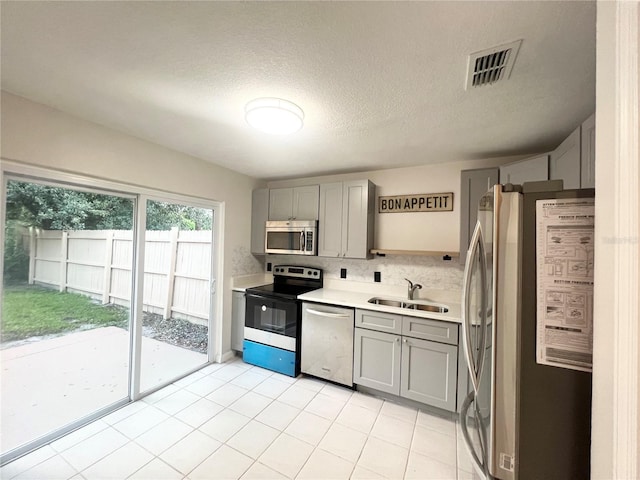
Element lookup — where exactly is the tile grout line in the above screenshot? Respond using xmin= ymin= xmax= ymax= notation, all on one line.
xmin=5 ymin=358 xmax=462 ymax=480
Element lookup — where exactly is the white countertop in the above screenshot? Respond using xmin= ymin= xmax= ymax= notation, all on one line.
xmin=298 ymin=287 xmax=462 ymax=324
xmin=231 ymin=273 xmax=273 ymax=292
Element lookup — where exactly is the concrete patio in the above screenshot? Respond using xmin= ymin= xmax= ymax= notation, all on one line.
xmin=1 ymin=327 xmax=207 ymax=454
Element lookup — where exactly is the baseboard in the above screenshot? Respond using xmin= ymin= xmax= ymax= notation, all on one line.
xmin=220 ymin=350 xmax=236 ymax=363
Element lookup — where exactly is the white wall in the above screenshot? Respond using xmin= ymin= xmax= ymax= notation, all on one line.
xmin=592 ymin=2 xmax=640 ymax=478
xmin=0 ymin=91 xmax=264 ymax=358
xmin=268 ymin=156 xmax=525 ymax=252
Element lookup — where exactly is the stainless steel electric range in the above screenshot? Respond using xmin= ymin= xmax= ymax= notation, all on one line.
xmin=243 ymin=265 xmax=323 ymax=377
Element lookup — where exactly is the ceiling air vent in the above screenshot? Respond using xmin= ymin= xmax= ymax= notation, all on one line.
xmin=466 ymin=40 xmax=522 ymax=89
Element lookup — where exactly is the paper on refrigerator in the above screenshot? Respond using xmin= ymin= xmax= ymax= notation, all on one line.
xmin=535 ymin=197 xmax=594 ymax=372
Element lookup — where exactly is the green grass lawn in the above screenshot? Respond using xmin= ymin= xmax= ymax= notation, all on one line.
xmin=1 ymin=284 xmax=129 ymax=342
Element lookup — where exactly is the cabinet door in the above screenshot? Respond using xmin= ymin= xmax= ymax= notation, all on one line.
xmin=500 ymin=154 xmax=549 ymax=185
xmin=550 ymin=126 xmax=581 ymax=189
xmin=353 ymin=328 xmax=401 ymax=395
xmin=268 ymin=188 xmax=293 ymax=220
xmin=251 ymin=188 xmax=269 ymax=254
xmin=402 ymin=316 xmax=458 ymax=346
xmin=231 ymin=291 xmax=246 ymax=352
xmin=293 ymin=185 xmax=319 ymax=220
xmin=580 ymin=113 xmax=596 ymax=188
xmin=355 ymin=309 xmax=403 ymax=334
xmin=459 ymin=168 xmax=499 ymax=264
xmin=342 ymin=180 xmax=372 ymax=259
xmin=318 ymin=182 xmax=344 ymax=257
xmin=401 ymin=337 xmax=457 ymax=411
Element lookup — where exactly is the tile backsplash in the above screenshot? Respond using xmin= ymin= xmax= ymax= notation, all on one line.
xmin=231 ymin=246 xmax=265 ymax=276
xmin=262 ymin=254 xmax=463 ymax=292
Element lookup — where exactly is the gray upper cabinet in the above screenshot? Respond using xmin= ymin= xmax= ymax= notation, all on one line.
xmin=580 ymin=113 xmax=596 ymax=188
xmin=318 ymin=180 xmax=375 ymax=259
xmin=549 ymin=113 xmax=596 ymax=190
xmin=268 ymin=188 xmax=293 ymax=220
xmin=459 ymin=167 xmax=499 ymax=263
xmin=500 ymin=153 xmax=549 ymax=185
xmin=268 ymin=185 xmax=319 ymax=221
xmin=317 ymin=182 xmax=343 ymax=257
xmin=251 ymin=188 xmax=269 ymax=254
xmin=550 ymin=126 xmax=581 ymax=189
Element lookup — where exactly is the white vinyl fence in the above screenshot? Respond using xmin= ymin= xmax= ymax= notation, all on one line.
xmin=27 ymin=228 xmax=212 ymax=324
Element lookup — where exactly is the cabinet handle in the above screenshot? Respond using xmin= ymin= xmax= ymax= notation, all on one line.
xmin=396 ymin=337 xmax=400 ymax=343
xmin=403 ymin=338 xmax=408 ymax=343
xmin=261 ymin=305 xmax=267 ymax=312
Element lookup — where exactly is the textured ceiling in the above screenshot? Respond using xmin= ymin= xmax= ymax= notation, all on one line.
xmin=0 ymin=1 xmax=596 ymax=180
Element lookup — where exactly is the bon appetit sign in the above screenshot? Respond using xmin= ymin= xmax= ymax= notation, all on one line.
xmin=378 ymin=192 xmax=453 ymax=213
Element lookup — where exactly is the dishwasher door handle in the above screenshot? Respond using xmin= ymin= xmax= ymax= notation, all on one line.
xmin=305 ymin=308 xmax=352 ymax=318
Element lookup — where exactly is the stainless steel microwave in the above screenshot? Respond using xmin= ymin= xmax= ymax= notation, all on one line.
xmin=265 ymin=220 xmax=317 ymax=255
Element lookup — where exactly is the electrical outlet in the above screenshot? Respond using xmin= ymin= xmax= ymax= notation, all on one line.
xmin=340 ymin=268 xmax=347 ymax=279
xmin=267 ymin=262 xmax=272 ymax=272
xmin=374 ymin=271 xmax=381 ymax=282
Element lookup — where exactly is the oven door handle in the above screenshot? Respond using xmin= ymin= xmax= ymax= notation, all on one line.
xmin=305 ymin=307 xmax=351 ymax=318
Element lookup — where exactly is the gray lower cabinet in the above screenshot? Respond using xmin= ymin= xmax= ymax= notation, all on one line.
xmin=400 ymin=337 xmax=457 ymax=411
xmin=353 ymin=309 xmax=460 ymax=412
xmin=231 ymin=291 xmax=245 ymax=352
xmin=353 ymin=328 xmax=401 ymax=395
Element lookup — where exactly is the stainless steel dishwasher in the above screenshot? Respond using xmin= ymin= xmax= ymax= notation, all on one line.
xmin=301 ymin=302 xmax=354 ymax=387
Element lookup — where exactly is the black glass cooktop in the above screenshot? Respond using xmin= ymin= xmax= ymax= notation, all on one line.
xmin=245 ymin=265 xmax=323 ymax=301
xmin=245 ymin=283 xmax=319 ymax=300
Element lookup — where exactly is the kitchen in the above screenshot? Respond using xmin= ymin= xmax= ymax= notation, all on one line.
xmin=0 ymin=1 xmax=638 ymax=479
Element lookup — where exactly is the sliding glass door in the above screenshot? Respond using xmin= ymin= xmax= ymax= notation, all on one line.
xmin=0 ymin=173 xmax=218 ymax=464
xmin=139 ymin=199 xmax=212 ymax=393
xmin=1 ymin=179 xmax=134 ymax=459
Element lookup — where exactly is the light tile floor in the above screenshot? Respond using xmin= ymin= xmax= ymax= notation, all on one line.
xmin=1 ymin=358 xmax=473 ymax=480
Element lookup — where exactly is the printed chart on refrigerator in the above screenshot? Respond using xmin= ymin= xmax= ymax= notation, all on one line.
xmin=535 ymin=197 xmax=594 ymax=372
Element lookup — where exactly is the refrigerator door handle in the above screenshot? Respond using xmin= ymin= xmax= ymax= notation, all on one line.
xmin=460 ymin=391 xmax=488 ymax=477
xmin=475 ymin=226 xmax=489 ymax=391
xmin=462 ymin=221 xmax=488 ymax=395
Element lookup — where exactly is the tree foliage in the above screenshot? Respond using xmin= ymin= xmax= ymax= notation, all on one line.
xmin=3 ymin=181 xmax=212 ymax=283
xmin=4 ymin=181 xmax=212 ymax=231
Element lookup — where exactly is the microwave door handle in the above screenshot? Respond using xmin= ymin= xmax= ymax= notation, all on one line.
xmin=300 ymin=232 xmax=305 ymax=252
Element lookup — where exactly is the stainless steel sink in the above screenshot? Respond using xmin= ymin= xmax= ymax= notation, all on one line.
xmin=407 ymin=303 xmax=449 ymax=313
xmin=367 ymin=297 xmax=449 ymax=313
xmin=368 ymin=298 xmax=406 ymax=308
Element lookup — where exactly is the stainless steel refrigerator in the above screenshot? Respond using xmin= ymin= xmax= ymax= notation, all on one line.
xmin=460 ymin=182 xmax=594 ymax=480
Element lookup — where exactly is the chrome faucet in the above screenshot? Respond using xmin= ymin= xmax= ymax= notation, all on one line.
xmin=404 ymin=278 xmax=422 ymax=300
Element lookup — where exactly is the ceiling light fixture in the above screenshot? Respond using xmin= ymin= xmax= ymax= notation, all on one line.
xmin=245 ymin=97 xmax=304 ymax=135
